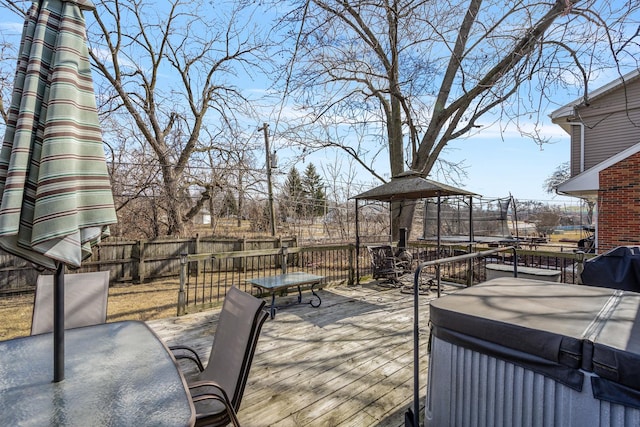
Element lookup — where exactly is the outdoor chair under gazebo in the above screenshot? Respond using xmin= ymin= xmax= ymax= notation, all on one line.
xmin=366 ymin=244 xmax=411 ymax=285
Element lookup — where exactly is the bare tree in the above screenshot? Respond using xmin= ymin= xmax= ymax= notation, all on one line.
xmin=0 ymin=0 xmax=24 ymax=17
xmin=100 ymin=114 xmax=162 ymax=237
xmin=321 ymin=155 xmax=367 ymax=241
xmin=277 ymin=0 xmax=640 ymax=237
xmin=532 ymin=205 xmax=562 ymax=237
xmin=208 ymin=132 xmax=263 ymax=229
xmin=0 ymin=42 xmax=13 ymax=126
xmin=544 ymin=161 xmax=571 ymax=194
xmin=87 ymin=0 xmax=272 ymax=235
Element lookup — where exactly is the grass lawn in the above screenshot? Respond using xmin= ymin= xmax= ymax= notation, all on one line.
xmin=0 ymin=280 xmax=184 ymax=341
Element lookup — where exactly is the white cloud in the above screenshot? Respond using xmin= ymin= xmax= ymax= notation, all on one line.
xmin=90 ymin=47 xmax=138 ymax=71
xmin=0 ymin=22 xmax=24 ymax=36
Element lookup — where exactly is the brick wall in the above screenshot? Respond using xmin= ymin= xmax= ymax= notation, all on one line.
xmin=598 ymin=151 xmax=640 ymax=251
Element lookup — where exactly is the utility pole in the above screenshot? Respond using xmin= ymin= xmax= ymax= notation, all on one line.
xmin=259 ymin=123 xmax=277 ymax=236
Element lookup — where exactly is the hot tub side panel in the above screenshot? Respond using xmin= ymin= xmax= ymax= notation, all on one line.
xmin=425 ymin=336 xmax=640 ymax=427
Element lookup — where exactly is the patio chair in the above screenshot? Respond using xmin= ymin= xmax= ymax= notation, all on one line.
xmin=367 ymin=245 xmax=412 ymax=285
xmin=170 ymin=286 xmax=268 ymax=427
xmin=31 ymin=271 xmax=110 ymax=335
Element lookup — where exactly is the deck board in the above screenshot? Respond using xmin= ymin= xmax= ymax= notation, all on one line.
xmin=148 ymin=282 xmax=442 ymax=427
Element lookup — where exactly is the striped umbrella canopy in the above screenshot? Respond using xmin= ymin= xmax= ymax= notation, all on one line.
xmin=0 ymin=0 xmax=116 ymax=381
xmin=0 ymin=0 xmax=116 ymax=269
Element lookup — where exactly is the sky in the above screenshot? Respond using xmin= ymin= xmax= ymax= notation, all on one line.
xmin=256 ymin=4 xmax=639 ymax=206
xmin=269 ymin=66 xmax=637 ymax=205
xmin=442 ymin=121 xmax=573 ymax=202
xmin=278 ymin=121 xmax=576 ymax=203
xmin=271 ymin=99 xmax=579 ymax=204
xmin=1 ymin=1 xmax=635 ymax=207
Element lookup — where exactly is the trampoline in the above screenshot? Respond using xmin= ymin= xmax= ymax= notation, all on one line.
xmin=420 ymin=195 xmax=517 ymax=245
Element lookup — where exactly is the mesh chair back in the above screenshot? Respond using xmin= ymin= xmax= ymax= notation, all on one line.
xmin=200 ymin=286 xmax=267 ymax=410
xmin=31 ymin=271 xmax=110 ymax=335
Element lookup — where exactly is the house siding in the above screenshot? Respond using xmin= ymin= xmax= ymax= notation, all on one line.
xmin=597 ymin=151 xmax=640 ymax=252
xmin=582 ymin=108 xmax=640 ymax=169
xmin=574 ymin=79 xmax=640 ymax=173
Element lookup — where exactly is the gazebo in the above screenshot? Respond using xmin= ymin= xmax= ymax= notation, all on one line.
xmin=352 ymin=170 xmax=477 ymax=285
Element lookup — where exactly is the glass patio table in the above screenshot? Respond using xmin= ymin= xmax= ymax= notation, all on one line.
xmin=0 ymin=320 xmax=195 ymax=426
xmin=247 ymin=272 xmax=324 ymax=318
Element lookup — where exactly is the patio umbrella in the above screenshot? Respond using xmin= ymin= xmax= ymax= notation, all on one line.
xmin=0 ymin=0 xmax=117 ymax=382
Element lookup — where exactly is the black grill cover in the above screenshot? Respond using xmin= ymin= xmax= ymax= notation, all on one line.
xmin=581 ymin=246 xmax=640 ymax=292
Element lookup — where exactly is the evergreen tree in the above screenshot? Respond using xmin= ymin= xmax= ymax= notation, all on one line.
xmin=220 ymin=190 xmax=238 ymax=217
xmin=282 ymin=167 xmax=305 ymax=219
xmin=302 ymin=163 xmax=326 ymax=217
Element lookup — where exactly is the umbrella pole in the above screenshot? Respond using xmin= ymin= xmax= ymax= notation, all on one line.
xmin=53 ymin=263 xmax=65 ymax=382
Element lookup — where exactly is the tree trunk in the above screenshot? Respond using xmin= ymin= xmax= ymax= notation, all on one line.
xmin=165 ymin=175 xmax=184 ymax=236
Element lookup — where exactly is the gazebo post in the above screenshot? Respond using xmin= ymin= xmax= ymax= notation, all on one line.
xmin=355 ymin=199 xmax=360 ymax=285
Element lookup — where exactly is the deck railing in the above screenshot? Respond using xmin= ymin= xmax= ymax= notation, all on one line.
xmin=177 ymin=243 xmax=588 ymax=316
xmin=410 ymin=245 xmax=585 ymax=289
xmin=177 ymin=245 xmax=358 ymax=315
xmin=408 ymin=245 xmax=521 ymax=426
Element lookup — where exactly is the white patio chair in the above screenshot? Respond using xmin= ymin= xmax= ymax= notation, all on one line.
xmin=31 ymin=271 xmax=110 ymax=335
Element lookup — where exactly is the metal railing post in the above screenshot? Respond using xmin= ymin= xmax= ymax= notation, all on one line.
xmin=177 ymin=253 xmax=188 ymax=316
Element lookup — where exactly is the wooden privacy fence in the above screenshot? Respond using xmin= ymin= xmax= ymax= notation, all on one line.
xmin=0 ymin=235 xmax=298 ymax=294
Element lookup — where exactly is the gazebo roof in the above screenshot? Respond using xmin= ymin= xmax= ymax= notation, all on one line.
xmin=352 ymin=171 xmax=477 ymax=201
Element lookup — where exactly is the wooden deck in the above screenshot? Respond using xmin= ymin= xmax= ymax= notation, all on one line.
xmin=148 ymin=282 xmax=440 ymax=427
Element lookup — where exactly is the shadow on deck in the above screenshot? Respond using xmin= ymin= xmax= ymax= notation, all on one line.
xmin=147 ymin=281 xmax=439 ymax=426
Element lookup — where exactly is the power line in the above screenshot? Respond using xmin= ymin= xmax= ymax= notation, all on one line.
xmin=271 ymin=0 xmax=310 ymax=144
xmin=107 ymin=161 xmax=267 ymax=174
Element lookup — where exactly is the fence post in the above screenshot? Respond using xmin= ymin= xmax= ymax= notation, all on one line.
xmin=195 ymin=234 xmax=201 ymax=274
xmin=177 ymin=253 xmax=188 ymax=316
xmin=348 ymin=244 xmax=355 ymax=286
xmin=138 ymin=240 xmax=147 ymax=283
xmin=281 ymin=245 xmax=288 ymax=274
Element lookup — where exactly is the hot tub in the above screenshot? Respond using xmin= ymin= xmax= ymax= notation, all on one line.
xmin=425 ymin=277 xmax=640 ymax=426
